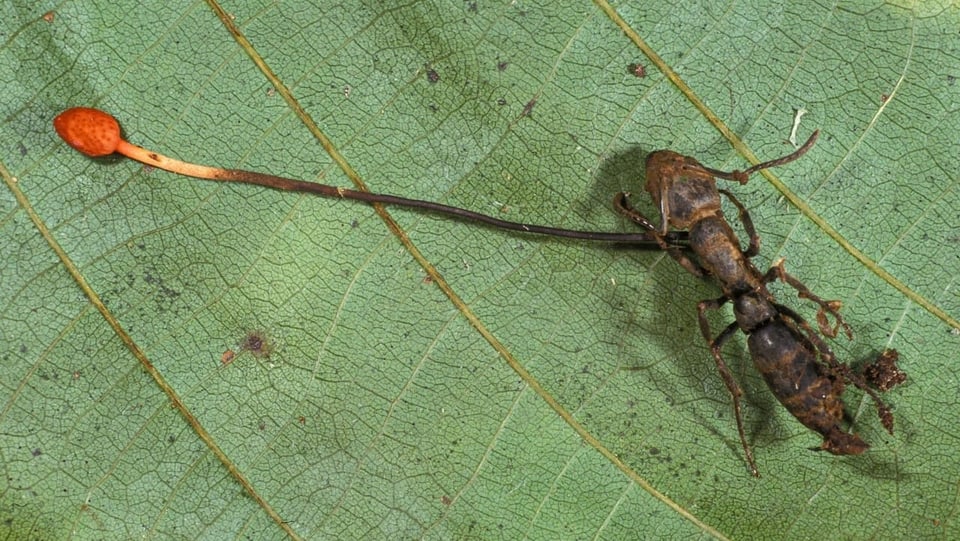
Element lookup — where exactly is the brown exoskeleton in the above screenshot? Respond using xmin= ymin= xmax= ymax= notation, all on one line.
xmin=616 ymin=131 xmax=901 ymax=476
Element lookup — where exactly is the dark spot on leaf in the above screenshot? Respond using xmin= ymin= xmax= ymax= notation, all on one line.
xmin=426 ymin=66 xmax=440 ymax=83
xmin=32 ymin=448 xmax=42 ymax=457
xmin=143 ymin=271 xmax=181 ymax=302
xmin=628 ymin=63 xmax=646 ymax=77
xmin=497 ymin=60 xmax=508 ymax=71
xmin=240 ymin=330 xmax=273 ymax=359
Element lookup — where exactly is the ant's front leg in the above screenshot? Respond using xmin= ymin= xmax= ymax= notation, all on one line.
xmin=718 ymin=189 xmax=760 ymax=257
xmin=762 ymin=259 xmax=852 ymax=340
xmin=613 ymin=192 xmax=709 ymax=277
xmin=698 ymin=295 xmax=760 ymax=477
xmin=612 ymin=192 xmax=658 ymax=233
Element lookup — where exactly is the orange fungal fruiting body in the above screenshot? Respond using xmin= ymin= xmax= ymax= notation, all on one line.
xmin=53 ymin=107 xmax=121 ymax=157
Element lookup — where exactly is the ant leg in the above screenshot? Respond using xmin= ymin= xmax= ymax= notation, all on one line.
xmin=614 ymin=193 xmax=709 ymax=277
xmin=775 ymin=304 xmax=895 ymax=434
xmin=762 ymin=259 xmax=852 ymax=339
xmin=718 ymin=189 xmax=760 ymax=257
xmin=835 ymin=363 xmax=896 ymax=434
xmin=698 ymin=296 xmax=759 ymax=477
xmin=613 ymin=192 xmax=658 ymax=232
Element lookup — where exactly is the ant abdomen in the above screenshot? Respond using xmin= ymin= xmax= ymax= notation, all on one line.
xmin=747 ymin=319 xmax=869 ymax=455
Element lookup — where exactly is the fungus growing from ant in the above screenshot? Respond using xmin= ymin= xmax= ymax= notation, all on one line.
xmin=52 ymin=107 xmax=685 ymax=246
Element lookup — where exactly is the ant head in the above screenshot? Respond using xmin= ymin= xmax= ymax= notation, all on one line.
xmin=643 ymin=150 xmax=717 ymax=232
xmin=643 ymin=150 xmax=708 ymax=196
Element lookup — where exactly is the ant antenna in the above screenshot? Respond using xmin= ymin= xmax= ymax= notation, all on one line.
xmin=705 ymin=130 xmax=820 ymax=184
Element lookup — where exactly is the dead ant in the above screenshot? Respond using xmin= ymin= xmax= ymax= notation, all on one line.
xmin=616 ymin=131 xmax=902 ymax=476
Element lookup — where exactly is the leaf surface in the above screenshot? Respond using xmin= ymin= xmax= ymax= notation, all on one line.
xmin=2 ymin=1 xmax=957 ymax=539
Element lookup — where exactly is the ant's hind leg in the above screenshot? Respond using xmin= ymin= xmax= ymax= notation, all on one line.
xmin=698 ymin=296 xmax=760 ymax=477
xmin=835 ymin=362 xmax=896 ymax=435
xmin=763 ymin=259 xmax=853 ymax=339
xmin=775 ymin=304 xmax=896 ymax=435
xmin=614 ymin=192 xmax=709 ymax=277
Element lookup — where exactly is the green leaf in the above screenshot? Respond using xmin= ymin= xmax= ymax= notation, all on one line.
xmin=2 ymin=1 xmax=957 ymax=539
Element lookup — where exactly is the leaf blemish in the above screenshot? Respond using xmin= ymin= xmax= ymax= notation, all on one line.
xmin=522 ymin=98 xmax=536 ymax=117
xmin=239 ymin=330 xmax=273 ymax=359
